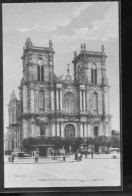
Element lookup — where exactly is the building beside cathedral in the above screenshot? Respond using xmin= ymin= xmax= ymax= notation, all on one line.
xmin=6 ymin=37 xmax=112 ymax=153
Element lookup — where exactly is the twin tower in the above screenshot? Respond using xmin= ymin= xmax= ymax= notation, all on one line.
xmin=7 ymin=37 xmax=111 ymax=151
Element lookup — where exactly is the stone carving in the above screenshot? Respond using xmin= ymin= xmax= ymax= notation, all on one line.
xmin=49 ymin=39 xmax=53 ymax=48
xmin=64 ymin=116 xmax=75 ymax=121
xmin=74 ymin=51 xmax=77 ymax=57
xmin=25 ymin=37 xmax=33 ymax=47
xmin=101 ymin=45 xmax=105 ymax=53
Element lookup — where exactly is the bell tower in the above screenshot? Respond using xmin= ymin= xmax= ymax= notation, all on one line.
xmin=72 ymin=44 xmax=111 ymax=137
xmin=72 ymin=43 xmax=108 ymax=86
xmin=21 ymin=37 xmax=55 ymax=83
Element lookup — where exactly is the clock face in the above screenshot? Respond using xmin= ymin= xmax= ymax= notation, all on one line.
xmin=38 ymin=59 xmax=43 ymax=66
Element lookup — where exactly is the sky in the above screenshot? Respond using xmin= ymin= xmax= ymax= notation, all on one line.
xmin=3 ymin=2 xmax=120 ymax=133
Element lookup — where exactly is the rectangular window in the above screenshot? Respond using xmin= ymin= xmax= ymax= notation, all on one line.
xmin=37 ymin=66 xmax=40 ymax=81
xmin=41 ymin=66 xmax=44 ymax=81
xmin=95 ymin=69 xmax=97 ymax=84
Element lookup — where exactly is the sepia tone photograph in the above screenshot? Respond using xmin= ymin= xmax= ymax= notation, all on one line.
xmin=3 ymin=2 xmax=121 ymax=189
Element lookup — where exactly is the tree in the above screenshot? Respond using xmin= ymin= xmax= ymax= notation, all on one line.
xmin=84 ymin=137 xmax=94 ymax=147
xmin=74 ymin=137 xmax=83 ymax=152
xmin=21 ymin=137 xmax=36 ymax=152
xmin=110 ymin=136 xmax=120 ymax=148
xmin=49 ymin=136 xmax=63 ymax=149
xmin=94 ymin=137 xmax=100 ymax=153
xmin=94 ymin=136 xmax=109 ymax=153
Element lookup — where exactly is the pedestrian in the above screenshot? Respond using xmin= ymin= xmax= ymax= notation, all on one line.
xmin=91 ymin=149 xmax=93 ymax=158
xmin=35 ymin=156 xmax=38 ymax=163
xmin=51 ymin=150 xmax=53 ymax=156
xmin=75 ymin=152 xmax=78 ymax=161
xmin=8 ymin=156 xmax=11 ymax=162
xmin=85 ymin=151 xmax=87 ymax=158
xmin=77 ymin=152 xmax=82 ymax=161
xmin=12 ymin=156 xmax=14 ymax=162
xmin=63 ymin=155 xmax=66 ymax=162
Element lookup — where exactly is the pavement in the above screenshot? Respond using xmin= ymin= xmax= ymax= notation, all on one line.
xmin=4 ymin=153 xmax=120 ymax=164
xmin=4 ymin=155 xmax=121 ymax=188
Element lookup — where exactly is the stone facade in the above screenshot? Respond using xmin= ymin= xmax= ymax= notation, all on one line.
xmin=7 ymin=38 xmax=111 ymax=152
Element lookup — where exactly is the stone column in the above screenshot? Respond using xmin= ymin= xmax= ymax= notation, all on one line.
xmin=61 ymin=123 xmax=64 ymax=137
xmin=51 ymin=90 xmax=54 ymax=111
xmin=23 ymin=86 xmax=27 ymax=113
xmin=56 ymin=84 xmax=62 ymax=111
xmin=80 ymin=90 xmax=82 ymax=111
xmin=14 ymin=130 xmax=16 ymax=149
xmin=86 ymin=92 xmax=89 ymax=112
xmin=56 ymin=89 xmax=59 ymax=110
xmin=84 ymin=123 xmax=87 ymax=137
xmin=80 ymin=123 xmax=83 ymax=137
xmin=23 ymin=119 xmax=29 ymax=139
xmin=57 ymin=123 xmax=60 ymax=136
xmin=17 ymin=129 xmax=19 ymax=149
xmin=51 ymin=123 xmax=55 ymax=136
xmin=107 ymin=88 xmax=110 ymax=115
xmin=83 ymin=90 xmax=86 ymax=111
xmin=31 ymin=123 xmax=35 ymax=137
xmin=104 ymin=87 xmax=108 ymax=114
xmin=60 ymin=89 xmax=62 ymax=110
xmin=18 ymin=129 xmax=20 ymax=148
xmin=30 ymin=88 xmax=34 ymax=113
xmin=87 ymin=124 xmax=91 ymax=137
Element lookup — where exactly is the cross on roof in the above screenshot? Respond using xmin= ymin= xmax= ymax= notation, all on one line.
xmin=67 ymin=63 xmax=70 ymax=74
xmin=101 ymin=45 xmax=105 ymax=53
xmin=49 ymin=40 xmax=53 ymax=48
xmin=81 ymin=43 xmax=83 ymax=51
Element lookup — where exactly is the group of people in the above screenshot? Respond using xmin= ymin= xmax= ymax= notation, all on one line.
xmin=75 ymin=152 xmax=82 ymax=161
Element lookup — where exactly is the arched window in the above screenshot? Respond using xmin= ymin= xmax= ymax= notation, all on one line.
xmin=64 ymin=92 xmax=75 ymax=113
xmin=94 ymin=126 xmax=98 ymax=137
xmin=93 ymin=92 xmax=98 ymax=114
xmin=38 ymin=90 xmax=44 ymax=109
xmin=91 ymin=64 xmax=97 ymax=84
xmin=64 ymin=124 xmax=75 ymax=137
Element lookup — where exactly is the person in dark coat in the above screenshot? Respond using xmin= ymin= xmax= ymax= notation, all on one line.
xmin=75 ymin=152 xmax=78 ymax=161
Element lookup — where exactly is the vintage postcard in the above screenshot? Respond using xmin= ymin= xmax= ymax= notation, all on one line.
xmin=3 ymin=2 xmax=121 ymax=190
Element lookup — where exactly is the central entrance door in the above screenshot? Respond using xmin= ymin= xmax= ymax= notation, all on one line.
xmin=64 ymin=124 xmax=75 ymax=153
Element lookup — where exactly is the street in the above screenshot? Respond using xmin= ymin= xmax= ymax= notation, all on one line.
xmin=4 ymin=154 xmax=121 ymax=188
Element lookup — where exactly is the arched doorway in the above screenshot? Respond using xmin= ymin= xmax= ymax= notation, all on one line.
xmin=64 ymin=124 xmax=75 ymax=153
xmin=64 ymin=124 xmax=75 ymax=137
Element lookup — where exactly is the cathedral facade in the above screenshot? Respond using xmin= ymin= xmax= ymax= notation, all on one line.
xmin=7 ymin=38 xmax=111 ymax=152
